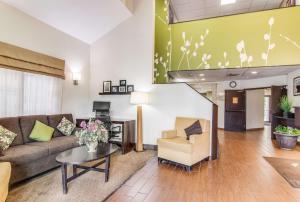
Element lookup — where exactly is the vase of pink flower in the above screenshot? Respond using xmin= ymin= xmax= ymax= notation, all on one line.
xmin=75 ymin=119 xmax=109 ymax=152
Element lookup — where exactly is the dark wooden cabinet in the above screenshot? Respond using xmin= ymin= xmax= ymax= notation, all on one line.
xmin=76 ymin=118 xmax=135 ymax=154
xmin=110 ymin=119 xmax=135 ymax=154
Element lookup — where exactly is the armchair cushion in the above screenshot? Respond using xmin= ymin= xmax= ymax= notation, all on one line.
xmin=189 ymin=133 xmax=205 ymax=144
xmin=184 ymin=120 xmax=202 ymax=140
xmin=158 ymin=137 xmax=193 ymax=153
xmin=162 ymin=130 xmax=177 ymax=139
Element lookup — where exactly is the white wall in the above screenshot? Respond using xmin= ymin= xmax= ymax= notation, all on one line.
xmin=0 ymin=2 xmax=91 ymax=119
xmin=246 ymin=89 xmax=265 ymax=129
xmin=90 ymin=0 xmax=213 ymax=145
xmin=217 ymin=75 xmax=287 ymax=128
xmin=288 ymin=69 xmax=300 ymax=108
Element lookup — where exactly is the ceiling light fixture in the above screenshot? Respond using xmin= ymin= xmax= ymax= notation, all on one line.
xmin=201 ymin=78 xmax=206 ymax=81
xmin=221 ymin=0 xmax=236 ymax=5
xmin=251 ymin=71 xmax=258 ymax=74
xmin=199 ymin=73 xmax=205 ymax=77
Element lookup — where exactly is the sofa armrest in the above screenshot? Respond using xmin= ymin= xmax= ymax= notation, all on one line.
xmin=161 ymin=130 xmax=177 ymax=139
xmin=189 ymin=132 xmax=208 ymax=144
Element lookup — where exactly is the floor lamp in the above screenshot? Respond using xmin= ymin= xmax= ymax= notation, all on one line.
xmin=130 ymin=92 xmax=149 ymax=152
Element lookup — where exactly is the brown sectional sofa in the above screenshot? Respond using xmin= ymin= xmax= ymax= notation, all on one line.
xmin=0 ymin=114 xmax=79 ymax=184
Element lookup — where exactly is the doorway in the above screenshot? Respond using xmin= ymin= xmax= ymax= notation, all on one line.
xmin=224 ymin=86 xmax=287 ymax=132
xmin=224 ymin=90 xmax=246 ymax=131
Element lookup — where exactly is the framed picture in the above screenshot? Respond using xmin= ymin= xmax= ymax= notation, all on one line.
xmin=294 ymin=76 xmax=300 ymax=96
xmin=120 ymin=80 xmax=127 ymax=86
xmin=119 ymin=86 xmax=126 ymax=93
xmin=103 ymin=81 xmax=112 ymax=93
xmin=111 ymin=86 xmax=119 ymax=93
xmin=127 ymin=85 xmax=134 ymax=93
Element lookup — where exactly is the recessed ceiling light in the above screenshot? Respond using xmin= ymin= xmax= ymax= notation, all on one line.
xmin=201 ymin=78 xmax=206 ymax=81
xmin=199 ymin=73 xmax=205 ymax=77
xmin=221 ymin=0 xmax=236 ymax=5
xmin=251 ymin=71 xmax=258 ymax=74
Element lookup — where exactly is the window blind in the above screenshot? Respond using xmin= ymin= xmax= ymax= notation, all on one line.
xmin=0 ymin=41 xmax=65 ymax=79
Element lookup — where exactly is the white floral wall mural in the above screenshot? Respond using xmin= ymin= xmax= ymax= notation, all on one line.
xmin=154 ymin=0 xmax=300 ymax=84
xmin=261 ymin=17 xmax=276 ymax=65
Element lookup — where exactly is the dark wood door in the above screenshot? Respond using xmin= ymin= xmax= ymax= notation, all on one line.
xmin=225 ymin=90 xmax=246 ymax=131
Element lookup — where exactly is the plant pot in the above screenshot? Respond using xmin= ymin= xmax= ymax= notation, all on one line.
xmin=275 ymin=132 xmax=298 ymax=150
xmin=86 ymin=141 xmax=98 ymax=153
xmin=283 ymin=112 xmax=289 ymax=118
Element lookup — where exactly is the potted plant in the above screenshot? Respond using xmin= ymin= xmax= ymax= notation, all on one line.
xmin=274 ymin=125 xmax=300 ymax=150
xmin=75 ymin=120 xmax=109 ymax=152
xmin=279 ymin=96 xmax=292 ymax=118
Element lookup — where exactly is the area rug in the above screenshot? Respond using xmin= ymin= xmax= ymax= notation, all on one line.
xmin=264 ymin=157 xmax=300 ymax=188
xmin=7 ymin=150 xmax=156 ymax=202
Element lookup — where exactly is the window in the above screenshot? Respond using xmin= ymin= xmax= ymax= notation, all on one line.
xmin=0 ymin=68 xmax=62 ymax=117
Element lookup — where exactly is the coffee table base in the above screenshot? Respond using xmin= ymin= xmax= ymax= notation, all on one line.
xmin=60 ymin=155 xmax=110 ymax=194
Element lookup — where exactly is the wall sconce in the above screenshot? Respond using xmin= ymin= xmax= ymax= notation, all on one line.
xmin=72 ymin=72 xmax=81 ymax=85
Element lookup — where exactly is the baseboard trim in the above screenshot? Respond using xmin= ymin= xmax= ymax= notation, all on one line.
xmin=143 ymin=144 xmax=157 ymax=151
xmin=246 ymin=128 xmax=264 ymax=131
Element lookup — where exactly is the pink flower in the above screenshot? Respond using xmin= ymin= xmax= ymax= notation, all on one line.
xmin=95 ymin=119 xmax=102 ymax=124
xmin=87 ymin=122 xmax=98 ymax=133
xmin=80 ymin=121 xmax=87 ymax=129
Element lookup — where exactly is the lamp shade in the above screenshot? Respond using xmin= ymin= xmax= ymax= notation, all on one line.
xmin=72 ymin=72 xmax=81 ymax=81
xmin=130 ymin=92 xmax=149 ymax=105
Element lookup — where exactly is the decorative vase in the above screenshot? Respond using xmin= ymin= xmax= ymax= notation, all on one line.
xmin=86 ymin=141 xmax=98 ymax=153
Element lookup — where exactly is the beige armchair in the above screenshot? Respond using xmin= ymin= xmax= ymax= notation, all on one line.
xmin=0 ymin=162 xmax=11 ymax=202
xmin=157 ymin=117 xmax=210 ymax=171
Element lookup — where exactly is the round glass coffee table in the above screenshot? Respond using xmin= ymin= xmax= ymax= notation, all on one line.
xmin=56 ymin=143 xmax=119 ymax=194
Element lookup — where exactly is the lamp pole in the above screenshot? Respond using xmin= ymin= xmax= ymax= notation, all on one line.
xmin=136 ymin=105 xmax=143 ymax=152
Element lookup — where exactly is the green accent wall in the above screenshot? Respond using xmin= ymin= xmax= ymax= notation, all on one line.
xmin=154 ymin=0 xmax=300 ymax=84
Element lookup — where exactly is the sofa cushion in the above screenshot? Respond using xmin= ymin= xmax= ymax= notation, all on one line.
xmin=28 ymin=136 xmax=79 ymax=155
xmin=157 ymin=137 xmax=193 ymax=153
xmin=0 ymin=117 xmax=23 ymax=146
xmin=0 ymin=126 xmax=17 ymax=152
xmin=48 ymin=114 xmax=74 ymax=137
xmin=29 ymin=121 xmax=54 ymax=142
xmin=20 ymin=115 xmax=48 ymax=143
xmin=57 ymin=117 xmax=75 ymax=136
xmin=0 ymin=144 xmax=49 ymax=165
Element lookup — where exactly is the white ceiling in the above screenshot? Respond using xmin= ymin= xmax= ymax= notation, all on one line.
xmin=1 ymin=0 xmax=132 ymax=44
xmin=170 ymin=0 xmax=282 ymax=22
xmin=169 ymin=66 xmax=300 ymax=83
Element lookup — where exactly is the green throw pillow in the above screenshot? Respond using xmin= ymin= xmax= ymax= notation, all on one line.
xmin=0 ymin=125 xmax=17 ymax=152
xmin=29 ymin=121 xmax=54 ymax=142
xmin=57 ymin=117 xmax=75 ymax=136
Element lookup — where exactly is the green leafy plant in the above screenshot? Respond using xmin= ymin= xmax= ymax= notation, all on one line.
xmin=279 ymin=96 xmax=292 ymax=113
xmin=275 ymin=125 xmax=300 ymax=136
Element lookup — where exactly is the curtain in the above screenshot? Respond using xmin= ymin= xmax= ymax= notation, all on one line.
xmin=0 ymin=68 xmax=23 ymax=117
xmin=0 ymin=67 xmax=62 ymax=117
xmin=23 ymin=73 xmax=63 ymax=115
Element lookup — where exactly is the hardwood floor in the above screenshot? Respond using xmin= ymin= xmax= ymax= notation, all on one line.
xmin=107 ymin=126 xmax=300 ymax=202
